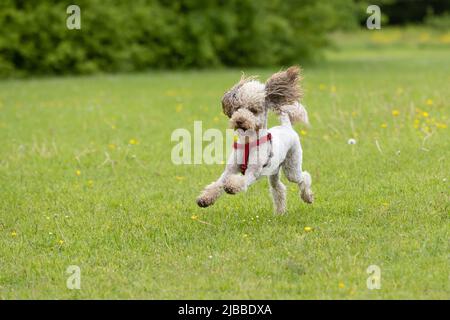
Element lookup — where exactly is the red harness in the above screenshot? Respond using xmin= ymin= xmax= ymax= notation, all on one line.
xmin=233 ymin=133 xmax=272 ymax=175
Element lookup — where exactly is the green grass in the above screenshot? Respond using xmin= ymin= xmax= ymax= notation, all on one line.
xmin=0 ymin=28 xmax=449 ymax=299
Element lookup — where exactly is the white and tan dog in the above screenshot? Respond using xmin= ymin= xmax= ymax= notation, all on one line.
xmin=196 ymin=66 xmax=313 ymax=214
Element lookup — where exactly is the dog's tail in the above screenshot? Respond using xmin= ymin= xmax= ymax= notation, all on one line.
xmin=265 ymin=66 xmax=309 ymax=126
xmin=277 ymin=102 xmax=309 ymax=127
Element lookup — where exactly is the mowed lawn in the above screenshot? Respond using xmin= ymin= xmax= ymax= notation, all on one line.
xmin=0 ymin=29 xmax=449 ymax=299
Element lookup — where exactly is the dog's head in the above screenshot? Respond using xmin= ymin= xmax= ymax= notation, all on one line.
xmin=222 ymin=77 xmax=266 ymax=131
xmin=221 ymin=66 xmax=303 ymax=131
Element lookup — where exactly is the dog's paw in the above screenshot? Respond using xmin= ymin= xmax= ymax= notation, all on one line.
xmin=301 ymin=189 xmax=314 ymax=204
xmin=224 ymin=175 xmax=246 ymax=194
xmin=196 ymin=196 xmax=212 ymax=208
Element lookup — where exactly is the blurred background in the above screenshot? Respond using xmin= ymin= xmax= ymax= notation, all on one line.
xmin=1 ymin=0 xmax=449 ymax=77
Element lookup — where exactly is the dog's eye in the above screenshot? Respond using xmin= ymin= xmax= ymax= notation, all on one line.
xmin=249 ymin=108 xmax=258 ymax=114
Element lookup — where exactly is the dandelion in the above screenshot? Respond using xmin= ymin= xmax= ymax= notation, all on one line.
xmin=129 ymin=138 xmax=139 ymax=145
xmin=425 ymin=99 xmax=433 ymax=106
xmin=191 ymin=215 xmax=198 ymax=220
xmin=422 ymin=112 xmax=429 ymax=118
xmin=58 ymin=239 xmax=64 ymax=245
xmin=391 ymin=110 xmax=400 ymax=117
xmin=338 ymin=282 xmax=345 ymax=289
xmin=87 ymin=180 xmax=94 ymax=187
xmin=75 ymin=170 xmax=81 ymax=176
xmin=380 ymin=123 xmax=387 ymax=128
xmin=11 ymin=231 xmax=17 ymax=237
xmin=300 ymin=130 xmax=307 ymax=136
xmin=304 ymin=226 xmax=313 ymax=232
xmin=382 ymin=202 xmax=389 ymax=207
xmin=436 ymin=123 xmax=447 ymax=129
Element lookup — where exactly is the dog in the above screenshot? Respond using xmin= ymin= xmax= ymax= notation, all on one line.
xmin=196 ymin=66 xmax=313 ymax=214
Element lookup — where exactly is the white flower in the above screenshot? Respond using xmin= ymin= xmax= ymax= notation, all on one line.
xmin=347 ymin=138 xmax=357 ymax=145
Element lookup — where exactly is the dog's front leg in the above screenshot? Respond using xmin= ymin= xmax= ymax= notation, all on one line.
xmin=196 ymin=164 xmax=237 ymax=208
xmin=223 ymin=165 xmax=263 ymax=195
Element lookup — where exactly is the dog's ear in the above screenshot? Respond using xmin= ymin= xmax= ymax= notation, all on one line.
xmin=265 ymin=66 xmax=303 ymax=111
xmin=222 ymin=74 xmax=257 ymax=118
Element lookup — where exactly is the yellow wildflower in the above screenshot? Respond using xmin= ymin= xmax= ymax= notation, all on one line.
xmin=108 ymin=143 xmax=116 ymax=150
xmin=176 ymin=104 xmax=183 ymax=113
xmin=304 ymin=226 xmax=313 ymax=232
xmin=58 ymin=239 xmax=64 ymax=245
xmin=191 ymin=215 xmax=198 ymax=220
xmin=319 ymin=84 xmax=326 ymax=91
xmin=87 ymin=180 xmax=94 ymax=187
xmin=11 ymin=231 xmax=17 ymax=237
xmin=300 ymin=130 xmax=307 ymax=136
xmin=338 ymin=282 xmax=345 ymax=289
xmin=380 ymin=123 xmax=387 ymax=128
xmin=129 ymin=138 xmax=139 ymax=145
xmin=175 ymin=176 xmax=185 ymax=181
xmin=422 ymin=112 xmax=429 ymax=118
xmin=213 ymin=117 xmax=219 ymax=123
xmin=425 ymin=99 xmax=433 ymax=106
xmin=391 ymin=110 xmax=400 ymax=117
xmin=75 ymin=170 xmax=81 ymax=176
xmin=436 ymin=123 xmax=447 ymax=129
xmin=330 ymin=85 xmax=337 ymax=93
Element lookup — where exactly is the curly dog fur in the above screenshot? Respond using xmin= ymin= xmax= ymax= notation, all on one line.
xmin=197 ymin=66 xmax=313 ymax=214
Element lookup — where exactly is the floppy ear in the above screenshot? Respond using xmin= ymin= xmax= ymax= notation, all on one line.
xmin=265 ymin=66 xmax=303 ymax=111
xmin=222 ymin=74 xmax=258 ymax=118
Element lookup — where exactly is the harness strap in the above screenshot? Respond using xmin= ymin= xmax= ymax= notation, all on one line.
xmin=233 ymin=133 xmax=272 ymax=175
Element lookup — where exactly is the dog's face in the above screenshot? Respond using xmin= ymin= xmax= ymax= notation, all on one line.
xmin=221 ymin=66 xmax=303 ymax=131
xmin=221 ymin=79 xmax=267 ymax=131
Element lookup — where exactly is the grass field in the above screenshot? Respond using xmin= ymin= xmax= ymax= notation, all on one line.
xmin=0 ymin=28 xmax=449 ymax=299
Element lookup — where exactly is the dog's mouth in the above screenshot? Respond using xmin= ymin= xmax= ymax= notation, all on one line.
xmin=230 ymin=109 xmax=258 ymax=131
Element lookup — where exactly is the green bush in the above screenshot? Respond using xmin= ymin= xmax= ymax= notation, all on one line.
xmin=0 ymin=0 xmax=357 ymax=77
xmin=425 ymin=12 xmax=450 ymax=30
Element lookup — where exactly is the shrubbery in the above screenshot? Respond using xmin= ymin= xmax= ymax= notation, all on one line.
xmin=0 ymin=0 xmax=357 ymax=77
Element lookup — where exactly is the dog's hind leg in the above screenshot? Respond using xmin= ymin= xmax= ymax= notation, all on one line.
xmin=269 ymin=171 xmax=287 ymax=214
xmin=282 ymin=143 xmax=314 ymax=204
